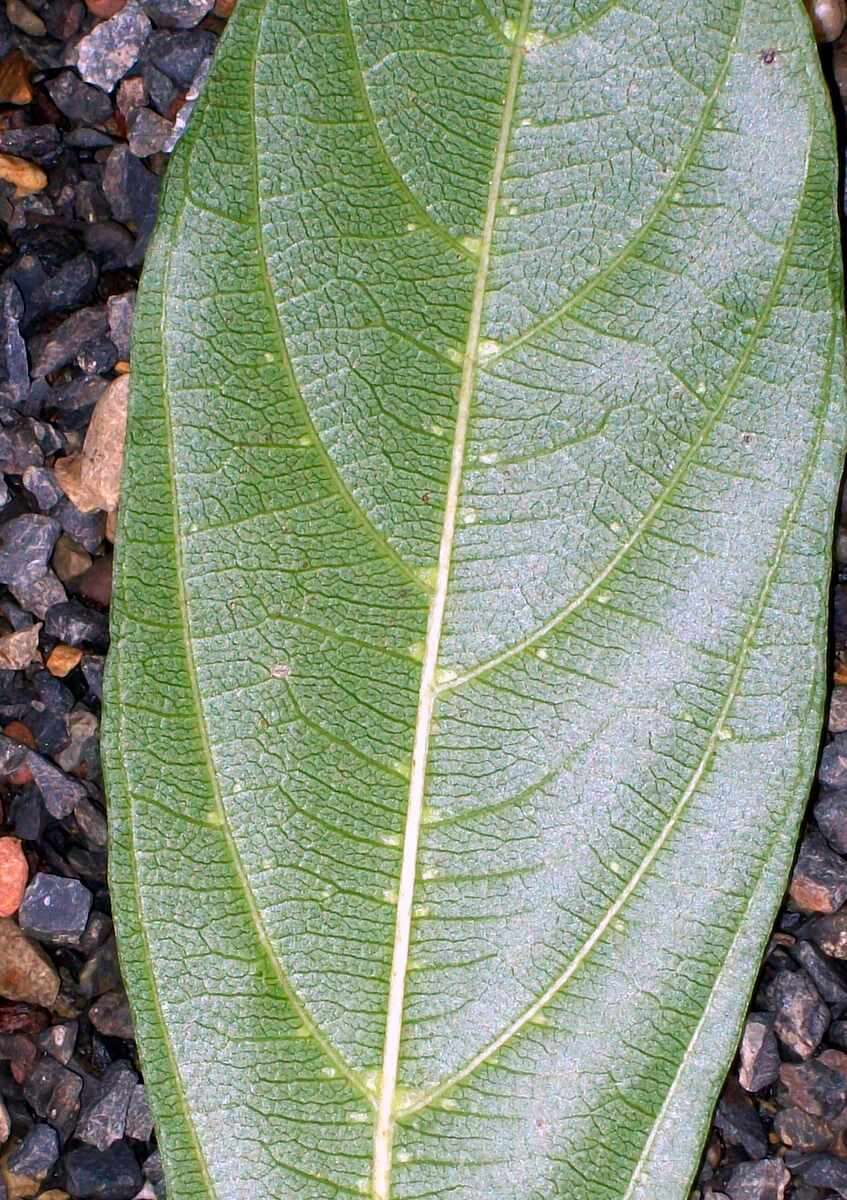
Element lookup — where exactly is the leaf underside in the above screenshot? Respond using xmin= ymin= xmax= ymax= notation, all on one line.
xmin=103 ymin=2 xmax=847 ymax=1198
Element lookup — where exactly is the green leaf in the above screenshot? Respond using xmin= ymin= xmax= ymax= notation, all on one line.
xmin=103 ymin=2 xmax=846 ymax=1197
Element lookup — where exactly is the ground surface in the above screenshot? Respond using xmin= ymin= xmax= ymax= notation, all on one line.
xmin=0 ymin=3 xmax=845 ymax=1199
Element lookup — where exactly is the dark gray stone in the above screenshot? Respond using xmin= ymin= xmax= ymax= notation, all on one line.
xmin=28 ymin=253 xmax=98 ymax=323
xmin=144 ymin=27 xmax=215 ymax=85
xmin=106 ymin=291 xmax=135 ymax=360
xmin=76 ymin=1061 xmax=137 ymax=1151
xmin=28 ymin=752 xmax=86 ymax=818
xmin=44 ymin=600 xmax=109 ymax=648
xmin=10 ymin=569 xmax=67 ymax=619
xmin=0 ymin=124 xmax=61 ymax=165
xmin=0 ymin=515 xmax=60 ymax=588
xmin=45 ymin=71 xmax=112 ymax=125
xmin=143 ymin=0 xmax=213 ymax=26
xmin=0 ymin=411 xmax=43 ymax=474
xmin=766 ymin=968 xmax=829 ymax=1059
xmin=8 ymin=1121 xmax=59 ymax=1177
xmin=22 ymin=465 xmax=63 ymax=512
xmin=64 ymin=1142 xmax=142 ymax=1200
xmin=23 ymin=1055 xmax=83 ymax=1142
xmin=125 ymin=1084 xmax=152 ymax=1141
xmin=0 ymin=281 xmax=28 ymax=409
xmin=29 ymin=306 xmax=109 ymax=378
xmin=19 ymin=872 xmax=92 ymax=945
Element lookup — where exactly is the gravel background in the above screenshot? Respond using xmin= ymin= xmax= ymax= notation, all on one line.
xmin=0 ymin=3 xmax=845 ymax=1199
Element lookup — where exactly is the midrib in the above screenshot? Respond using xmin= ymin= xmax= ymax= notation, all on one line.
xmin=371 ymin=5 xmax=531 ymax=1197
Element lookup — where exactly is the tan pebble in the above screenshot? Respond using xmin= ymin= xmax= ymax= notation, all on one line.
xmin=113 ymin=360 xmax=130 ymax=373
xmin=52 ymin=534 xmax=92 ymax=584
xmin=105 ymin=509 xmax=118 ymax=543
xmin=39 ymin=1193 xmax=71 ymax=1200
xmin=0 ymin=50 xmax=32 ymax=105
xmin=54 ymin=375 xmax=128 ymax=513
xmin=0 ymin=919 xmax=59 ymax=1007
xmin=0 ymin=624 xmax=40 ymax=671
xmin=806 ymin=0 xmax=847 ymax=40
xmin=0 ymin=153 xmax=46 ymax=198
xmin=46 ymin=645 xmax=83 ymax=679
xmin=5 ymin=0 xmax=45 ymax=36
xmin=0 ymin=839 xmax=27 ymax=919
xmin=213 ymin=0 xmax=236 ymax=13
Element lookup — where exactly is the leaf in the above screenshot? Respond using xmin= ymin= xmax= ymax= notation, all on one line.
xmin=103 ymin=2 xmax=847 ymax=1198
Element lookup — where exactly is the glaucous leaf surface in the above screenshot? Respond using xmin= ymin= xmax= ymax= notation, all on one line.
xmin=104 ymin=2 xmax=847 ymax=1197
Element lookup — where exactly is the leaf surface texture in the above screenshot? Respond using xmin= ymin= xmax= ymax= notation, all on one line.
xmin=104 ymin=2 xmax=847 ymax=1198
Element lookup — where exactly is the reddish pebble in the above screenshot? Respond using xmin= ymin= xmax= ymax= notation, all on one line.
xmin=0 ymin=838 xmax=28 ymax=918
xmin=85 ymin=0 xmax=127 ymax=15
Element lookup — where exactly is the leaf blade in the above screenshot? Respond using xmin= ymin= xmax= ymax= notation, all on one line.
xmin=104 ymin=2 xmax=847 ymax=1199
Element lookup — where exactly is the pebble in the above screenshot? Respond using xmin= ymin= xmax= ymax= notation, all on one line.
xmin=0 ymin=516 xmax=60 ymax=591
xmin=124 ymin=1085 xmax=151 ymax=1141
xmin=106 ymin=292 xmax=135 ymax=361
xmin=829 ymin=687 xmax=847 ymax=733
xmin=85 ymin=0 xmax=127 ymax=14
xmin=779 ymin=1058 xmax=847 ymax=1117
xmin=55 ymin=375 xmax=129 ymax=514
xmin=37 ymin=1020 xmax=77 ymax=1065
xmin=790 ymin=829 xmax=847 ymax=912
xmin=0 ymin=280 xmax=28 ymax=409
xmin=0 ymin=624 xmax=41 ymax=671
xmin=726 ymin=1159 xmax=791 ymax=1200
xmin=0 ymin=48 xmax=33 ymax=105
xmin=0 ymin=153 xmax=46 ymax=198
xmin=102 ymin=145 xmax=159 ymax=234
xmin=55 ymin=500 xmax=105 ymax=554
xmin=23 ymin=1055 xmax=82 ymax=1141
xmin=819 ymin=732 xmax=847 ymax=788
xmin=0 ymin=918 xmax=58 ymax=1006
xmin=767 ymin=968 xmax=829 ymax=1058
xmin=88 ymin=991 xmax=132 ymax=1040
xmin=23 ymin=467 xmax=63 ymax=513
xmin=11 ymin=571 xmax=66 ymax=620
xmin=19 ymin=873 xmax=92 ymax=944
xmin=28 ymin=253 xmax=98 ymax=324
xmin=785 ymin=1150 xmax=847 ymax=1193
xmin=739 ymin=1013 xmax=781 ymax=1092
xmin=0 ymin=837 xmax=27 ymax=916
xmin=52 ymin=535 xmax=92 ymax=584
xmin=803 ymin=910 xmax=847 ymax=958
xmin=143 ymin=0 xmax=213 ymax=26
xmin=144 ymin=26 xmax=215 ymax=86
xmin=774 ymin=1106 xmax=833 ymax=1152
xmin=28 ymin=306 xmax=109 ymax=378
xmin=76 ymin=1 xmax=151 ymax=92
xmin=76 ymin=1061 xmax=137 ymax=1151
xmin=5 ymin=0 xmax=45 ymax=37
xmin=78 ymin=935 xmax=121 ymax=998
xmin=8 ymin=1123 xmax=59 ymax=1180
xmin=815 ymin=788 xmax=847 ymax=855
xmin=45 ymin=72 xmax=112 ymax=125
xmin=0 ymin=126 xmax=61 ymax=166
xmin=44 ymin=601 xmax=108 ymax=648
xmin=46 ymin=645 xmax=83 ymax=678
xmin=27 ymin=751 xmax=86 ymax=818
xmin=63 ymin=1143 xmax=142 ymax=1200
xmin=715 ymin=1079 xmax=767 ymax=1159
xmin=806 ymin=0 xmax=847 ymax=42
xmin=126 ymin=105 xmax=172 ymax=156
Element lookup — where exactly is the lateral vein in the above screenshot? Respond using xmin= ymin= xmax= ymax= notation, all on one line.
xmin=370 ymin=6 xmax=531 ymax=1198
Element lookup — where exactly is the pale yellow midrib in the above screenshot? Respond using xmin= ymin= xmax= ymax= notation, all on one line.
xmin=370 ymin=7 xmax=531 ymax=1198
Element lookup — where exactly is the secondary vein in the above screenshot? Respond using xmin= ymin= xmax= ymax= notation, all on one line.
xmin=370 ymin=5 xmax=531 ymax=1198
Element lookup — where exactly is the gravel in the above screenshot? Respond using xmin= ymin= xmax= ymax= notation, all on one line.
xmin=0 ymin=1 xmax=228 ymax=1193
